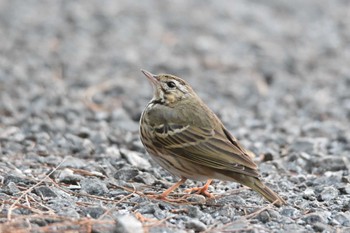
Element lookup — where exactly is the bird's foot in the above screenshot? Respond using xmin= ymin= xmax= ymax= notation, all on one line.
xmin=184 ymin=187 xmax=214 ymax=198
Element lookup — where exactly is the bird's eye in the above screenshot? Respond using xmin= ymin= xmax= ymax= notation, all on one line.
xmin=166 ymin=81 xmax=176 ymax=88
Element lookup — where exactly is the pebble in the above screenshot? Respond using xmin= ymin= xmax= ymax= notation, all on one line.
xmin=301 ymin=212 xmax=329 ymax=224
xmin=334 ymin=212 xmax=350 ymax=226
xmin=80 ymin=178 xmax=109 ymax=195
xmin=5 ymin=182 xmax=21 ymax=195
xmin=84 ymin=206 xmax=105 ymax=219
xmin=320 ymin=186 xmax=339 ymax=201
xmin=120 ymin=148 xmax=151 ymax=170
xmin=185 ymin=219 xmax=207 ymax=232
xmin=134 ymin=172 xmax=156 ymax=185
xmin=186 ymin=194 xmax=206 ymax=204
xmin=57 ymin=168 xmax=83 ymax=184
xmin=114 ymin=168 xmax=139 ymax=181
xmin=114 ymin=215 xmax=143 ymax=233
xmin=257 ymin=211 xmax=270 ymax=223
xmin=61 ymin=156 xmax=88 ymax=169
xmin=34 ymin=186 xmax=57 ymax=198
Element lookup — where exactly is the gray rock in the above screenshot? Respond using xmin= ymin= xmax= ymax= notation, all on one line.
xmin=320 ymin=186 xmax=339 ymax=201
xmin=281 ymin=207 xmax=299 ymax=218
xmin=5 ymin=182 xmax=20 ymax=195
xmin=80 ymin=178 xmax=108 ymax=195
xmin=115 ymin=215 xmax=143 ymax=233
xmin=114 ymin=168 xmax=139 ymax=181
xmin=61 ymin=156 xmax=87 ymax=169
xmin=312 ymin=222 xmax=333 ymax=232
xmin=222 ymin=218 xmax=249 ymax=231
xmin=339 ymin=184 xmax=350 ymax=194
xmin=312 ymin=156 xmax=348 ymax=172
xmin=334 ymin=212 xmax=350 ymax=226
xmin=3 ymin=175 xmax=34 ymax=186
xmin=186 ymin=194 xmax=206 ymax=204
xmin=290 ymin=138 xmax=328 ymax=155
xmin=34 ymin=186 xmax=57 ymax=198
xmin=84 ymin=206 xmax=105 ymax=219
xmin=47 ymin=199 xmax=80 ymax=218
xmin=134 ymin=172 xmax=156 ymax=185
xmin=90 ymin=131 xmax=108 ymax=144
xmin=105 ymin=146 xmax=121 ymax=159
xmin=120 ymin=148 xmax=151 ymax=170
xmin=301 ymin=212 xmax=328 ymax=224
xmin=257 ymin=211 xmax=270 ymax=223
xmin=149 ymin=227 xmax=187 ymax=233
xmin=185 ymin=219 xmax=207 ymax=232
xmin=92 ymin=221 xmax=117 ymax=233
xmin=187 ymin=206 xmax=202 ymax=218
xmin=57 ymin=168 xmax=83 ymax=184
xmin=303 ymin=187 xmax=316 ymax=200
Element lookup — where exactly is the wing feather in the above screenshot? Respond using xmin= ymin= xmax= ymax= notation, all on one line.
xmin=151 ymin=123 xmax=259 ymax=178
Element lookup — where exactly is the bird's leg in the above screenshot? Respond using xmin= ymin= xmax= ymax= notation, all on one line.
xmin=158 ymin=177 xmax=187 ymax=199
xmin=147 ymin=177 xmax=187 ymax=201
xmin=185 ymin=179 xmax=214 ymax=198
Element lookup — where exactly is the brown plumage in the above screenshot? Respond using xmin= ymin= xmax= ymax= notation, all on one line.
xmin=139 ymin=69 xmax=286 ymax=206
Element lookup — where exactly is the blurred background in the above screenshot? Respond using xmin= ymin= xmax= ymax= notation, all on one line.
xmin=1 ymin=0 xmax=349 ymax=123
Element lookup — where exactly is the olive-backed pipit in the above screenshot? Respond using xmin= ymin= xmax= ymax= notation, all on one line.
xmin=139 ymin=70 xmax=286 ymax=206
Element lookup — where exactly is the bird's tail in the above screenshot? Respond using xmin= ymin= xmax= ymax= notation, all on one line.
xmin=235 ymin=175 xmax=286 ymax=207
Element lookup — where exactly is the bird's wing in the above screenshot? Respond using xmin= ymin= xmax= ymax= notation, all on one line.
xmin=152 ymin=123 xmax=259 ymax=178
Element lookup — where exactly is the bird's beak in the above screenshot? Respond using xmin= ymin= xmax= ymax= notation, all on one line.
xmin=141 ymin=69 xmax=159 ymax=86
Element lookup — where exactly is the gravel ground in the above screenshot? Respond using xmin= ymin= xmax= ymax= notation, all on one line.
xmin=1 ymin=0 xmax=350 ymax=232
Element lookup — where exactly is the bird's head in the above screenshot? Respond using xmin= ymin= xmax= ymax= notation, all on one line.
xmin=141 ymin=69 xmax=195 ymax=106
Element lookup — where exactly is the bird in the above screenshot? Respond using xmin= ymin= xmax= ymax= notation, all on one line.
xmin=139 ymin=69 xmax=286 ymax=206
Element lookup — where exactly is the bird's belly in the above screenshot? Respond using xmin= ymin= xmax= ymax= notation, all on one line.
xmin=147 ymin=152 xmax=214 ymax=181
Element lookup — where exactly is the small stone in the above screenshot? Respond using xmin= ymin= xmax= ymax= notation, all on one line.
xmin=339 ymin=184 xmax=350 ymax=194
xmin=78 ymin=139 xmax=95 ymax=156
xmin=291 ymin=138 xmax=315 ymax=154
xmin=80 ymin=178 xmax=108 ymax=195
xmin=185 ymin=219 xmax=207 ymax=232
xmin=303 ymin=188 xmax=316 ymax=200
xmin=57 ymin=168 xmax=83 ymax=184
xmin=6 ymin=182 xmax=20 ymax=195
xmin=334 ymin=212 xmax=350 ymax=226
xmin=267 ymin=209 xmax=281 ymax=219
xmin=302 ymin=212 xmax=327 ymax=224
xmin=61 ymin=156 xmax=87 ymax=169
xmin=223 ymin=218 xmax=249 ymax=231
xmin=320 ymin=186 xmax=339 ymax=201
xmin=90 ymin=131 xmax=108 ymax=144
xmin=65 ymin=133 xmax=84 ymax=151
xmin=77 ymin=127 xmax=91 ymax=138
xmin=114 ymin=168 xmax=139 ymax=181
xmin=257 ymin=211 xmax=270 ymax=223
xmin=187 ymin=206 xmax=202 ymax=218
xmin=138 ymin=203 xmax=158 ymax=215
xmin=84 ymin=206 xmax=105 ymax=219
xmin=105 ymin=146 xmax=121 ymax=159
xmin=4 ymin=175 xmax=34 ymax=186
xmin=312 ymin=156 xmax=347 ymax=172
xmin=120 ymin=148 xmax=151 ymax=170
xmin=186 ymin=194 xmax=206 ymax=204
xmin=114 ymin=215 xmax=143 ymax=233
xmin=92 ymin=221 xmax=116 ymax=233
xmin=134 ymin=172 xmax=156 ymax=185
xmin=281 ymin=207 xmax=299 ymax=218
xmin=34 ymin=186 xmax=57 ymax=197
xmin=291 ymin=138 xmax=327 ymax=154
xmin=312 ymin=222 xmax=332 ymax=232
